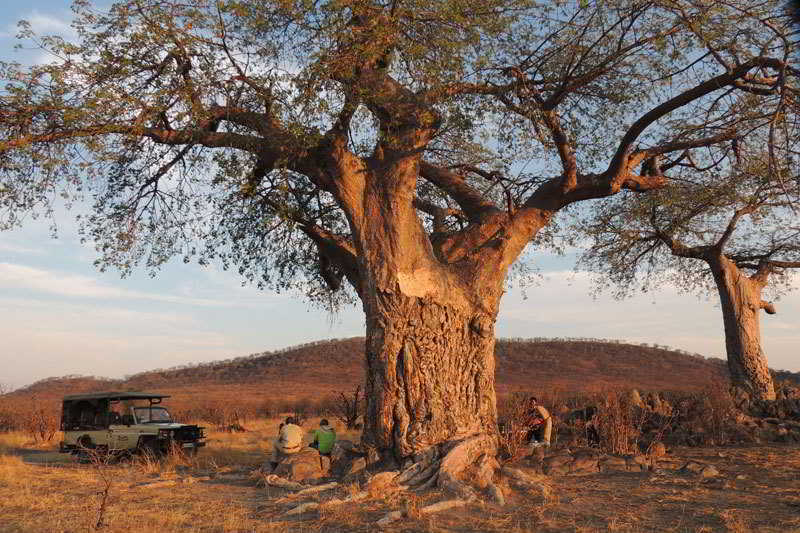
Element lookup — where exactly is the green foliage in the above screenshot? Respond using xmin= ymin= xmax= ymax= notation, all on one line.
xmin=0 ymin=0 xmax=796 ymax=306
xmin=578 ymin=146 xmax=800 ymax=298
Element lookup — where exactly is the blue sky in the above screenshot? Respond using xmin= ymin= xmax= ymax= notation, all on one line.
xmin=1 ymin=1 xmax=798 ymax=389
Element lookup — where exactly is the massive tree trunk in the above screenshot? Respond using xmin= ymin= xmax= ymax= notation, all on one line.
xmin=709 ymin=256 xmax=776 ymax=401
xmin=348 ymin=158 xmax=505 ymax=466
xmin=361 ymin=292 xmax=499 ymax=465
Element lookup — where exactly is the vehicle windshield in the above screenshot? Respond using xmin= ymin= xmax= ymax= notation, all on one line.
xmin=134 ymin=406 xmax=173 ymax=423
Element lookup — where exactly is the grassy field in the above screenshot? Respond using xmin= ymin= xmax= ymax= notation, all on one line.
xmin=1 ymin=418 xmax=799 ymax=532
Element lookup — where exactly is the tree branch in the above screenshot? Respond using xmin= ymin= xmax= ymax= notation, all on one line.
xmin=412 ymin=197 xmax=464 ymax=233
xmin=606 ymin=57 xmax=792 ymax=183
xmin=419 ymin=162 xmax=499 ymax=222
xmin=715 ymin=205 xmax=756 ymax=251
xmin=300 ymin=223 xmax=361 ymax=295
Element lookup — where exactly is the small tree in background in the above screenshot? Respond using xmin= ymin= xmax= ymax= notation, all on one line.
xmin=333 ymin=385 xmax=364 ymax=430
xmin=579 ymin=150 xmax=799 ymax=401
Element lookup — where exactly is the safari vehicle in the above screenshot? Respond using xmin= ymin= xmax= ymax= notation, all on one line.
xmin=59 ymin=391 xmax=205 ymax=457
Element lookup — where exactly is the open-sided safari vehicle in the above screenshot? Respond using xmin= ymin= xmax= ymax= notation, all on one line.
xmin=59 ymin=391 xmax=205 ymax=457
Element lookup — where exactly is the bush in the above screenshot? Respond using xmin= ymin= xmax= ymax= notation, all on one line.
xmin=329 ymin=385 xmax=364 ymax=430
xmin=496 ymin=392 xmax=533 ymax=463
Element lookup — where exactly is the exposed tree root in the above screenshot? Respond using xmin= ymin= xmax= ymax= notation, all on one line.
xmin=277 ymin=434 xmax=507 ymax=520
xmin=275 ymin=482 xmax=339 ymax=504
xmin=382 ymin=434 xmax=500 ymax=502
xmin=263 ymin=474 xmax=304 ymax=491
xmin=436 ymin=434 xmax=497 ymax=501
xmin=501 ymin=466 xmax=551 ymax=500
xmin=376 ymin=499 xmax=468 ymax=527
xmin=284 ymin=491 xmax=368 ymax=516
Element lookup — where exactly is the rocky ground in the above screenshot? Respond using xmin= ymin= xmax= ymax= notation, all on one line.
xmin=1 ymin=417 xmax=799 ymax=532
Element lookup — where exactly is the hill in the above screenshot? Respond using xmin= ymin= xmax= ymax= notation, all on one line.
xmin=12 ymin=336 xmax=732 ymax=395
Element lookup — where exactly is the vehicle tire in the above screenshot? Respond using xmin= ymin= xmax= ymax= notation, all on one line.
xmin=75 ymin=435 xmax=94 ymax=464
xmin=137 ymin=438 xmax=161 ymax=460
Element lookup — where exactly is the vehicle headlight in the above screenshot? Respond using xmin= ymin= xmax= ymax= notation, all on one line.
xmin=158 ymin=429 xmax=171 ymax=439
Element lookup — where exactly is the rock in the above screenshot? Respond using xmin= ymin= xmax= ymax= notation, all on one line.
xmin=546 ymin=464 xmax=570 ymax=476
xmin=501 ymin=467 xmax=551 ymax=500
xmin=488 ymin=482 xmax=505 ymax=506
xmin=569 ymin=456 xmax=599 ymax=475
xmin=366 ymin=471 xmax=398 ymax=494
xmin=626 ymin=454 xmax=650 ymax=472
xmin=331 ymin=449 xmax=366 ymax=480
xmin=598 ymin=455 xmax=629 ymax=472
xmin=542 ymin=454 xmax=572 ymax=475
xmin=320 ymin=454 xmax=331 ymax=473
xmin=330 ymin=440 xmax=357 ymax=462
xmin=530 ymin=446 xmax=547 ymax=463
xmin=701 ymin=465 xmax=720 ymax=479
xmin=337 ymin=456 xmax=366 ymax=479
xmin=273 ymin=449 xmax=326 ymax=482
xmin=679 ymin=461 xmax=705 ymax=474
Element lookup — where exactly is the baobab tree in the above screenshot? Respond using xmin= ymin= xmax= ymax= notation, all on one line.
xmin=579 ymin=148 xmax=800 ymax=402
xmin=1 ymin=0 xmax=797 ymax=486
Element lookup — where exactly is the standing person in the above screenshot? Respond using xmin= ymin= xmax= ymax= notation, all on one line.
xmin=309 ymin=419 xmax=336 ymax=456
xmin=524 ymin=396 xmax=552 ymax=450
xmin=270 ymin=416 xmax=303 ymax=470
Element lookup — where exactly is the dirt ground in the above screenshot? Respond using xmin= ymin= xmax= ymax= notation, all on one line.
xmin=1 ymin=420 xmax=798 ymax=532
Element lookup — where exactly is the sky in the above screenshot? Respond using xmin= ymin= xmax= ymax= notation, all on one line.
xmin=1 ymin=1 xmax=798 ymax=390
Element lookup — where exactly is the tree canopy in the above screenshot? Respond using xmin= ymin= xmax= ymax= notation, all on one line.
xmin=579 ymin=150 xmax=800 ymax=300
xmin=1 ymin=0 xmax=795 ymax=306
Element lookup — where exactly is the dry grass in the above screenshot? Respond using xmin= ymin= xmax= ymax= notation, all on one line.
xmin=1 ymin=418 xmax=799 ymax=532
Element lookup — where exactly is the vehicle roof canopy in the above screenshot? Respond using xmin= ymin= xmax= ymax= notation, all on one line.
xmin=62 ymin=391 xmax=170 ymax=402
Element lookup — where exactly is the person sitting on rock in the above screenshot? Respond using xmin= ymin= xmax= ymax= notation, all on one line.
xmin=524 ymin=396 xmax=552 ymax=450
xmin=270 ymin=416 xmax=303 ymax=471
xmin=309 ymin=419 xmax=336 ymax=456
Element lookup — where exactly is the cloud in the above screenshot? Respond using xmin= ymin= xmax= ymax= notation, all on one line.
xmin=0 ymin=262 xmax=249 ymax=307
xmin=0 ymin=242 xmax=44 ymax=255
xmin=3 ymin=11 xmax=76 ymax=39
xmin=26 ymin=12 xmax=74 ymax=36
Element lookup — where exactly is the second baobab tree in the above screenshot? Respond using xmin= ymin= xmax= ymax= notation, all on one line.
xmin=1 ymin=0 xmax=798 ymax=486
xmin=579 ymin=147 xmax=800 ymax=402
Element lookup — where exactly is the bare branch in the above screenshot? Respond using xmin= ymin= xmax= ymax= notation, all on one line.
xmin=419 ymin=162 xmax=499 ymax=222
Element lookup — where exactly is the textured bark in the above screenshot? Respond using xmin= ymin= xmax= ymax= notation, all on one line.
xmin=710 ymin=256 xmax=776 ymax=401
xmin=362 ymin=293 xmax=499 ymax=463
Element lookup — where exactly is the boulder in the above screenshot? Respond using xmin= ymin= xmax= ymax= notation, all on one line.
xmin=628 ymin=454 xmax=650 ymax=471
xmin=679 ymin=461 xmax=706 ymax=474
xmin=330 ymin=440 xmax=357 ymax=464
xmin=598 ymin=455 xmax=629 ymax=472
xmin=366 ymin=471 xmax=398 ymax=494
xmin=333 ymin=456 xmax=367 ymax=480
xmin=330 ymin=440 xmax=367 ymax=480
xmin=273 ymin=449 xmax=327 ymax=482
xmin=569 ymin=455 xmax=599 ymax=475
xmin=542 ymin=453 xmax=572 ymax=475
